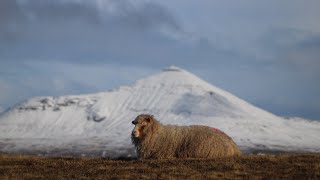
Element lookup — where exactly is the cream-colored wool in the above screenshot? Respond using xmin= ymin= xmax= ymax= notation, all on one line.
xmin=131 ymin=114 xmax=241 ymax=159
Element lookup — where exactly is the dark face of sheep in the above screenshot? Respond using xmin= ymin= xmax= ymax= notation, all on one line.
xmin=131 ymin=114 xmax=153 ymax=139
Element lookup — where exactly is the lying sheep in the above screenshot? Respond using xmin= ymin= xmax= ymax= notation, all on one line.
xmin=131 ymin=114 xmax=241 ymax=159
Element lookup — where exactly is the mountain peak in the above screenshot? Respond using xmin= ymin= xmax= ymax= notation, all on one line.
xmin=162 ymin=65 xmax=184 ymax=72
xmin=142 ymin=66 xmax=210 ymax=89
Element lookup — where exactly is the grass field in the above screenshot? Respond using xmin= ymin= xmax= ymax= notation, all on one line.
xmin=0 ymin=153 xmax=320 ymax=179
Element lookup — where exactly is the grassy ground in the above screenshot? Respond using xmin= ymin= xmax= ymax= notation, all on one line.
xmin=0 ymin=153 xmax=319 ymax=179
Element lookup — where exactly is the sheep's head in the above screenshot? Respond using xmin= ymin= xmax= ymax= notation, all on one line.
xmin=131 ymin=114 xmax=154 ymax=139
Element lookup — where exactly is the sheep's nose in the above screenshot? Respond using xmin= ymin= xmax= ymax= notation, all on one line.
xmin=132 ymin=130 xmax=139 ymax=137
xmin=133 ymin=130 xmax=137 ymax=134
xmin=132 ymin=121 xmax=135 ymax=125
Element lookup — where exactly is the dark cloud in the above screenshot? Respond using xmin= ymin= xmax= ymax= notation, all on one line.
xmin=0 ymin=0 xmax=26 ymax=41
xmin=21 ymin=0 xmax=100 ymax=23
xmin=0 ymin=0 xmax=101 ymax=49
xmin=0 ymin=0 xmax=240 ymax=68
xmin=0 ymin=0 xmax=24 ymax=23
xmin=0 ymin=0 xmax=102 ymax=26
xmin=289 ymin=34 xmax=320 ymax=71
xmin=0 ymin=0 xmax=184 ymax=65
xmin=257 ymin=28 xmax=320 ymax=74
xmin=109 ymin=0 xmax=181 ymax=31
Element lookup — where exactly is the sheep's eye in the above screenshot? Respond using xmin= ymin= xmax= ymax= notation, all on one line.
xmin=142 ymin=121 xmax=147 ymax=126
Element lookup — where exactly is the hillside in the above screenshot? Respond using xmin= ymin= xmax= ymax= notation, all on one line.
xmin=0 ymin=66 xmax=319 ymax=157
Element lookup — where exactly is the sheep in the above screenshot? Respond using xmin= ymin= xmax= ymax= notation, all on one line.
xmin=131 ymin=114 xmax=241 ymax=159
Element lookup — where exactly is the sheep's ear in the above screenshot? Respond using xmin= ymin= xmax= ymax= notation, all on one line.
xmin=146 ymin=117 xmax=152 ymax=123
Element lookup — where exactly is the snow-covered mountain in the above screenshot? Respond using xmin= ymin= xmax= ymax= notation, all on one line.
xmin=0 ymin=66 xmax=319 ymax=157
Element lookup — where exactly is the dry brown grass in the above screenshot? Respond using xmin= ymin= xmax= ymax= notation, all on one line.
xmin=0 ymin=153 xmax=319 ymax=179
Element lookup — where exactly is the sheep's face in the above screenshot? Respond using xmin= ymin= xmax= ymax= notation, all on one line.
xmin=131 ymin=114 xmax=153 ymax=138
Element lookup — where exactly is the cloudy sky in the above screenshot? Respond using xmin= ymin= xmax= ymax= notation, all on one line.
xmin=1 ymin=0 xmax=320 ymax=120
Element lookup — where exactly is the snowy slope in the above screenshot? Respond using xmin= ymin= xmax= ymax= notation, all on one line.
xmin=0 ymin=66 xmax=320 ymax=157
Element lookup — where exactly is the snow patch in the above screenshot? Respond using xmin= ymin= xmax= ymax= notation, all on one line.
xmin=172 ymin=92 xmax=244 ymax=118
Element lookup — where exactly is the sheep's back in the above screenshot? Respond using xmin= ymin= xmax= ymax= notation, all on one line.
xmin=152 ymin=125 xmax=240 ymax=159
